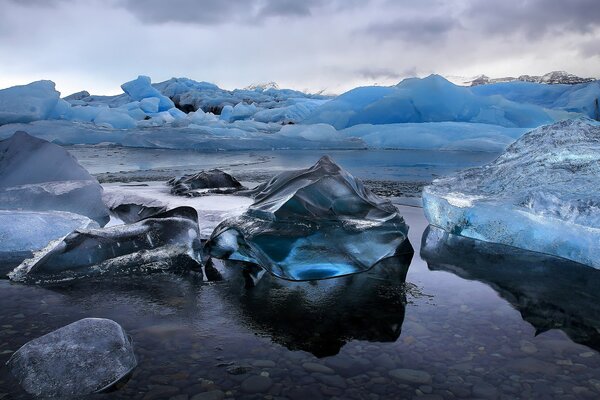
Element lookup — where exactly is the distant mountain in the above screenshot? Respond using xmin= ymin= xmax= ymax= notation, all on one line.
xmin=465 ymin=71 xmax=596 ymax=86
xmin=244 ymin=81 xmax=280 ymax=91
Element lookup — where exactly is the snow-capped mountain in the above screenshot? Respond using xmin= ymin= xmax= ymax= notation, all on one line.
xmin=464 ymin=71 xmax=596 ymax=86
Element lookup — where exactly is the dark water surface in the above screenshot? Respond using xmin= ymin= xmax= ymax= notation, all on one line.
xmin=0 ymin=149 xmax=598 ymax=399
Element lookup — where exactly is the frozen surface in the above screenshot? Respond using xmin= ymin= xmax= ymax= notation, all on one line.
xmin=10 ymin=207 xmax=202 ymax=283
xmin=206 ymin=156 xmax=412 ymax=280
xmin=7 ymin=318 xmax=136 ymax=397
xmin=340 ymin=122 xmax=526 ymax=152
xmin=0 ymin=210 xmax=98 ymax=273
xmin=0 ymin=81 xmax=60 ymax=125
xmin=305 ymin=75 xmax=557 ymax=129
xmin=472 ymin=80 xmax=600 ymax=119
xmin=422 ymin=118 xmax=600 ymax=268
xmin=0 ymin=131 xmax=109 ymax=224
xmin=103 ymin=183 xmax=253 ymax=238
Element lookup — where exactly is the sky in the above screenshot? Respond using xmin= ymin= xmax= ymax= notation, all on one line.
xmin=0 ymin=0 xmax=599 ymax=95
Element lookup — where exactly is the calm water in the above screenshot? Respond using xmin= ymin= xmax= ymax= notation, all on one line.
xmin=0 ymin=149 xmax=598 ymax=399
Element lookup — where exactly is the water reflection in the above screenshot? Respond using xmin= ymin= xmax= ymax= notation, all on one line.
xmin=212 ymin=252 xmax=413 ymax=357
xmin=421 ymin=226 xmax=600 ymax=352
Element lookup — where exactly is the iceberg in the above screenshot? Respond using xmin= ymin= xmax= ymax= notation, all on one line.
xmin=7 ymin=318 xmax=136 ymax=397
xmin=167 ymin=169 xmax=245 ymax=196
xmin=120 ymin=75 xmax=174 ymax=112
xmin=0 ymin=210 xmax=98 ymax=274
xmin=10 ymin=207 xmax=202 ymax=283
xmin=0 ymin=80 xmax=60 ymax=125
xmin=206 ymin=156 xmax=412 ymax=280
xmin=422 ymin=118 xmax=600 ymax=269
xmin=305 ymin=75 xmax=555 ymax=129
xmin=0 ymin=131 xmax=109 ymax=225
xmin=421 ymin=226 xmax=600 ymax=351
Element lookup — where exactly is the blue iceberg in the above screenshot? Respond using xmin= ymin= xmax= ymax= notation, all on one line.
xmin=206 ymin=156 xmax=412 ymax=280
xmin=422 ymin=118 xmax=600 ymax=269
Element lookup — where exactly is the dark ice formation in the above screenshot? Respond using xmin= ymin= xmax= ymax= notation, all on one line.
xmin=167 ymin=168 xmax=245 ymax=196
xmin=0 ymin=131 xmax=109 ymax=225
xmin=421 ymin=226 xmax=600 ymax=352
xmin=206 ymin=156 xmax=412 ymax=281
xmin=10 ymin=207 xmax=202 ymax=283
xmin=7 ymin=318 xmax=137 ymax=397
xmin=103 ymin=190 xmax=167 ymax=223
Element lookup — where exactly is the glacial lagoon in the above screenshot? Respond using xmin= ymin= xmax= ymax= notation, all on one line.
xmin=0 ymin=148 xmax=598 ymax=399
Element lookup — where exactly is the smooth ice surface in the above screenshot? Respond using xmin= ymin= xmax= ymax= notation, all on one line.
xmin=0 ymin=210 xmax=98 ymax=274
xmin=7 ymin=318 xmax=136 ymax=397
xmin=421 ymin=226 xmax=600 ymax=351
xmin=305 ymin=75 xmax=557 ymax=129
xmin=206 ymin=156 xmax=412 ymax=280
xmin=422 ymin=118 xmax=600 ymax=268
xmin=10 ymin=207 xmax=202 ymax=283
xmin=0 ymin=131 xmax=109 ymax=224
xmin=0 ymin=81 xmax=60 ymax=125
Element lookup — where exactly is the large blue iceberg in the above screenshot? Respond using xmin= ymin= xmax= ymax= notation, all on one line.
xmin=206 ymin=156 xmax=412 ymax=280
xmin=422 ymin=118 xmax=600 ymax=269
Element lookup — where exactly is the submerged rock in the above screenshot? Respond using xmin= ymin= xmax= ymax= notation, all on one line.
xmin=421 ymin=225 xmax=600 ymax=352
xmin=206 ymin=156 xmax=412 ymax=281
xmin=7 ymin=318 xmax=136 ymax=397
xmin=167 ymin=168 xmax=245 ymax=197
xmin=10 ymin=207 xmax=202 ymax=283
xmin=422 ymin=118 xmax=600 ymax=268
xmin=0 ymin=131 xmax=109 ymax=225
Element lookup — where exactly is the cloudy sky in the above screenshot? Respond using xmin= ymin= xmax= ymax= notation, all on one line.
xmin=1 ymin=0 xmax=599 ymax=95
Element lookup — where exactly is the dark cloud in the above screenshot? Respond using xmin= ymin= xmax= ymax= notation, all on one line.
xmin=117 ymin=0 xmax=361 ymax=25
xmin=464 ymin=0 xmax=600 ymax=38
xmin=363 ymin=16 xmax=459 ymax=43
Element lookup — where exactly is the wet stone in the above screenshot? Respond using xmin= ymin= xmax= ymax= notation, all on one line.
xmin=190 ymin=390 xmax=225 ymax=400
xmin=241 ymin=375 xmax=273 ymax=393
xmin=303 ymin=362 xmax=335 ymax=374
xmin=389 ymin=369 xmax=432 ymax=385
xmin=472 ymin=382 xmax=499 ymax=399
xmin=252 ymin=359 xmax=276 ymax=368
xmin=313 ymin=373 xmax=347 ymax=389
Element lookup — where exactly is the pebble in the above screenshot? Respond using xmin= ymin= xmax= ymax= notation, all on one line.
xmin=190 ymin=390 xmax=225 ymax=400
xmin=241 ymin=375 xmax=273 ymax=393
xmin=143 ymin=385 xmax=180 ymax=400
xmin=472 ymin=382 xmax=499 ymax=399
xmin=389 ymin=369 xmax=432 ymax=385
xmin=313 ymin=373 xmax=347 ymax=388
xmin=252 ymin=359 xmax=276 ymax=368
xmin=302 ymin=362 xmax=335 ymax=374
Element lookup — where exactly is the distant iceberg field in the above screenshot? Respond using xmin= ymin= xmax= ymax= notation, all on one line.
xmin=0 ymin=74 xmax=598 ymax=152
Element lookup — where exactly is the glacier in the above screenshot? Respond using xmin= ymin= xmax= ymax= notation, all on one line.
xmin=7 ymin=318 xmax=137 ymax=397
xmin=0 ymin=131 xmax=109 ymax=225
xmin=10 ymin=207 xmax=202 ymax=284
xmin=205 ymin=156 xmax=413 ymax=281
xmin=304 ymin=75 xmax=557 ymax=129
xmin=422 ymin=118 xmax=600 ymax=269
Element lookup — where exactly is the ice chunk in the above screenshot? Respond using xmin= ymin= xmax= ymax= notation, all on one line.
xmin=121 ymin=75 xmax=175 ymax=112
xmin=0 ymin=80 xmax=60 ymax=125
xmin=421 ymin=226 xmax=600 ymax=351
xmin=305 ymin=75 xmax=555 ymax=129
xmin=167 ymin=169 xmax=245 ymax=196
xmin=206 ymin=156 xmax=412 ymax=280
xmin=139 ymin=97 xmax=160 ymax=113
xmin=422 ymin=118 xmax=600 ymax=269
xmin=7 ymin=318 xmax=136 ymax=397
xmin=93 ymin=108 xmax=138 ymax=129
xmin=212 ymin=254 xmax=412 ymax=357
xmin=103 ymin=190 xmax=167 ymax=224
xmin=10 ymin=207 xmax=202 ymax=283
xmin=0 ymin=131 xmax=109 ymax=224
xmin=0 ymin=210 xmax=98 ymax=274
